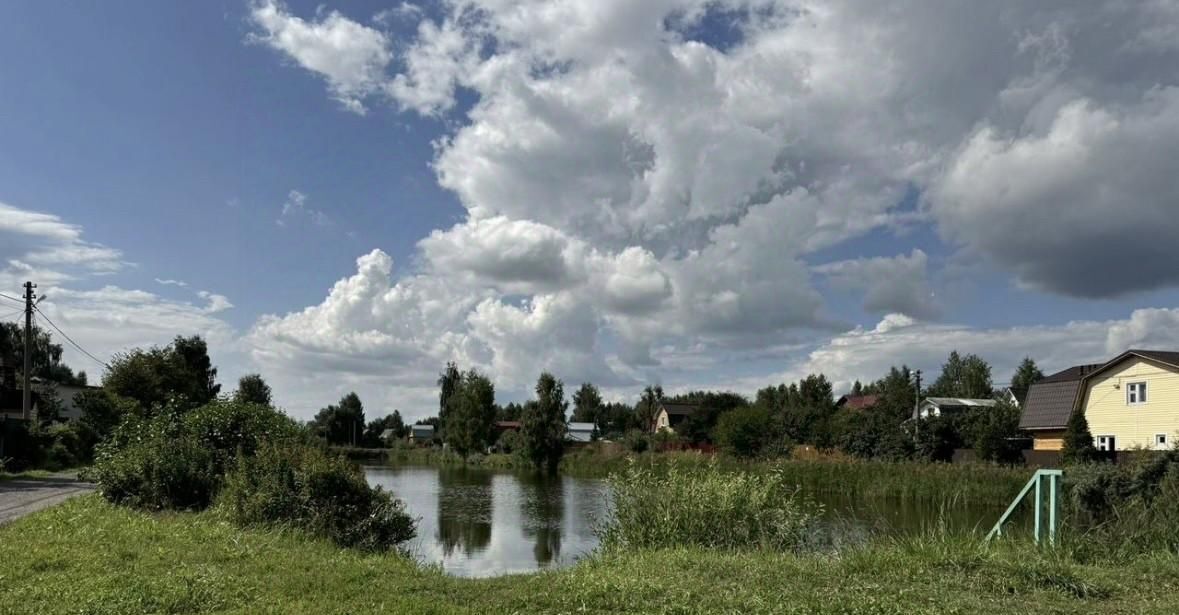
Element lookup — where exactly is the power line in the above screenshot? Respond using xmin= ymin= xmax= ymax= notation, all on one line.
xmin=0 ymin=308 xmax=23 ymax=321
xmin=0 ymin=292 xmax=22 ymax=305
xmin=33 ymin=307 xmax=110 ymax=369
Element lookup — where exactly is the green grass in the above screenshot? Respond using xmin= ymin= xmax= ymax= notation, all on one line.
xmin=0 ymin=468 xmax=57 ymax=481
xmin=3 ymin=495 xmax=1179 ymax=614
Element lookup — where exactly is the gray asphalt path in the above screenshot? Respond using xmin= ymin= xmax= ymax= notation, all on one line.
xmin=0 ymin=474 xmax=94 ymax=525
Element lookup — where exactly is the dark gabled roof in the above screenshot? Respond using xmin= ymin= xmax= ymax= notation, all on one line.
xmin=1038 ymin=364 xmax=1105 ymax=384
xmin=1087 ymin=350 xmax=1179 ymax=378
xmin=659 ymin=402 xmax=699 ymax=416
xmin=837 ymin=394 xmax=879 ymax=410
xmin=1019 ymin=379 xmax=1083 ymax=430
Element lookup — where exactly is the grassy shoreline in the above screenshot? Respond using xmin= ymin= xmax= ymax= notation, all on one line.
xmin=3 ymin=495 xmax=1178 ymax=613
xmin=341 ymin=445 xmax=1030 ymax=502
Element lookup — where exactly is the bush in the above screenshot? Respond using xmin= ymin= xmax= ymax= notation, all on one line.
xmin=88 ymin=399 xmax=302 ymax=510
xmin=219 ymin=443 xmax=415 ymax=551
xmin=599 ymin=460 xmax=821 ymax=551
xmin=88 ymin=434 xmax=218 ymax=510
xmin=621 ymin=429 xmax=650 ymax=453
xmin=715 ymin=406 xmax=781 ymax=458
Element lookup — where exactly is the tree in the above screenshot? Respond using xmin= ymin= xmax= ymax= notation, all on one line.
xmin=103 ymin=335 xmax=220 ymax=414
xmin=927 ymin=351 xmax=993 ymax=399
xmin=311 ymin=392 xmax=366 ymax=446
xmin=234 ymin=374 xmax=272 ymax=406
xmin=1062 ymin=409 xmax=1099 ymax=465
xmin=571 ymin=382 xmax=602 ymax=429
xmin=444 ymin=369 xmax=496 ymax=458
xmin=635 ymin=385 xmax=664 ymax=432
xmin=972 ymin=400 xmax=1025 ymax=464
xmin=669 ymin=390 xmax=748 ymax=444
xmin=1010 ymin=357 xmax=1044 ymax=394
xmin=437 ymin=362 xmax=461 ymax=436
xmin=0 ymin=322 xmax=86 ymax=385
xmin=364 ymin=410 xmax=407 ymax=446
xmin=522 ymin=372 xmax=568 ymax=473
xmin=714 ymin=406 xmax=780 ymax=458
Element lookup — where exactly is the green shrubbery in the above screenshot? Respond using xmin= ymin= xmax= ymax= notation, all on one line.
xmin=87 ymin=398 xmax=416 ymax=551
xmin=220 ymin=443 xmax=415 ymax=551
xmin=1062 ymin=451 xmax=1179 ymax=559
xmin=600 ymin=460 xmax=821 ymax=551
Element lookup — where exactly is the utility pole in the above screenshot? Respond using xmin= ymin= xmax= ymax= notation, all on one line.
xmin=912 ymin=369 xmax=923 ymax=440
xmin=22 ymin=281 xmax=36 ymax=422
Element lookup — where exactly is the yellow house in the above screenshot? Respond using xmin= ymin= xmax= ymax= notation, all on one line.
xmin=1077 ymin=350 xmax=1179 ymax=452
xmin=1020 ymin=350 xmax=1179 ymax=452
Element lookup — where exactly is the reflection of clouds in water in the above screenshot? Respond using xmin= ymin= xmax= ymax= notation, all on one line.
xmin=364 ymin=465 xmax=610 ymax=578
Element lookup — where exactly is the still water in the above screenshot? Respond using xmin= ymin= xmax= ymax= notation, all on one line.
xmin=365 ymin=465 xmax=611 ymax=578
xmin=365 ymin=465 xmax=1018 ymax=578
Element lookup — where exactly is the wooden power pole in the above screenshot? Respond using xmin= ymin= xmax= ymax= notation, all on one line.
xmin=22 ymin=281 xmax=36 ymax=421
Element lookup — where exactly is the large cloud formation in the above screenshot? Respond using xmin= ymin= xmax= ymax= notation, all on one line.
xmin=245 ymin=1 xmax=1179 ymax=416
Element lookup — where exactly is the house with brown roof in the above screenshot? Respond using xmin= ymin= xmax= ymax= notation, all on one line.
xmin=1019 ymin=350 xmax=1179 ymax=451
xmin=652 ymin=402 xmax=698 ymax=433
xmin=1019 ymin=363 xmax=1105 ymax=450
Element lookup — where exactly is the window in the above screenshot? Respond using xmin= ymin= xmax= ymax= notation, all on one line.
xmin=1127 ymin=382 xmax=1147 ymax=405
xmin=1156 ymin=434 xmax=1169 ymax=450
xmin=1097 ymin=435 xmax=1116 ymax=452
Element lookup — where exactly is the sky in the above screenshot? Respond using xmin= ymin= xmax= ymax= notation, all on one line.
xmin=2 ymin=0 xmax=1179 ymax=422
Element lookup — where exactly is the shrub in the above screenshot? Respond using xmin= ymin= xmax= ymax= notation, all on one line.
xmin=715 ymin=406 xmax=780 ymax=458
xmin=88 ymin=434 xmax=218 ymax=510
xmin=599 ymin=460 xmax=821 ymax=551
xmin=88 ymin=399 xmax=302 ymax=510
xmin=621 ymin=429 xmax=650 ymax=453
xmin=219 ymin=443 xmax=415 ymax=551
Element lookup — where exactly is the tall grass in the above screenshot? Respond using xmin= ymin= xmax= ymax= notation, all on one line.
xmin=599 ymin=460 xmax=822 ymax=551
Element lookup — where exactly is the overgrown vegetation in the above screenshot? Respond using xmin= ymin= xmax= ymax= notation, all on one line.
xmin=220 ymin=443 xmax=415 ymax=551
xmin=601 ymin=460 xmax=822 ymax=551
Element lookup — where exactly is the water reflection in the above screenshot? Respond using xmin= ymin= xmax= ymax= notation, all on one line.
xmin=519 ymin=474 xmax=564 ymax=565
xmin=436 ymin=467 xmax=493 ymax=557
xmin=365 ymin=465 xmax=610 ymax=578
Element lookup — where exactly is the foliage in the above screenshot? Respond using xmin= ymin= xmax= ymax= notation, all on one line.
xmin=494 ymin=428 xmax=523 ymax=454
xmin=88 ymin=399 xmax=302 ymax=510
xmin=311 ymin=392 xmax=366 ymax=446
xmin=103 ymin=335 xmax=220 ymax=413
xmin=926 ymin=351 xmax=993 ymax=399
xmin=634 ymin=385 xmax=663 ymax=432
xmin=0 ymin=321 xmax=87 ymax=385
xmin=714 ymin=406 xmax=783 ymax=458
xmin=600 ymin=460 xmax=821 ymax=551
xmin=670 ymin=390 xmax=748 ymax=444
xmin=443 ymin=369 xmax=496 ymax=458
xmin=1062 ymin=450 xmax=1179 ymax=558
xmin=570 ymin=382 xmax=602 ymax=427
xmin=521 ymin=372 xmax=568 ymax=473
xmin=621 ymin=429 xmax=650 ymax=453
xmin=598 ymin=401 xmax=639 ymax=438
xmin=912 ymin=414 xmax=963 ymax=462
xmin=219 ymin=443 xmax=415 ymax=551
xmin=1010 ymin=357 xmax=1044 ymax=393
xmin=971 ymin=400 xmax=1026 ymax=464
xmin=233 ymin=373 xmax=273 ymax=406
xmin=363 ymin=410 xmax=407 ymax=446
xmin=436 ymin=361 xmax=461 ymax=437
xmin=1062 ymin=409 xmax=1099 ymax=465
xmin=831 ymin=403 xmax=914 ymax=461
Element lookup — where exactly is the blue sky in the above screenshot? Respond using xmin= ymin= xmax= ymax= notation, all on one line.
xmin=3 ymin=1 xmax=1179 ymax=420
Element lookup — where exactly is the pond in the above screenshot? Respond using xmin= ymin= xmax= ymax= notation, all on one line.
xmin=365 ymin=465 xmax=610 ymax=578
xmin=365 ymin=465 xmax=1024 ymax=578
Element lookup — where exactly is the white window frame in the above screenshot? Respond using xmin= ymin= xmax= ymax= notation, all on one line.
xmin=1126 ymin=381 xmax=1147 ymax=405
xmin=1096 ymin=435 xmax=1116 ymax=452
xmin=1156 ymin=434 xmax=1169 ymax=450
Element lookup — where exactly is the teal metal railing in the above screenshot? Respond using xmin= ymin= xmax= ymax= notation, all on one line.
xmin=986 ymin=469 xmax=1062 ymax=545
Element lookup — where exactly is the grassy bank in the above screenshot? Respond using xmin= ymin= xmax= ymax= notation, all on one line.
xmin=2 ymin=495 xmax=1178 ymax=614
xmin=350 ymin=444 xmax=1030 ymax=503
